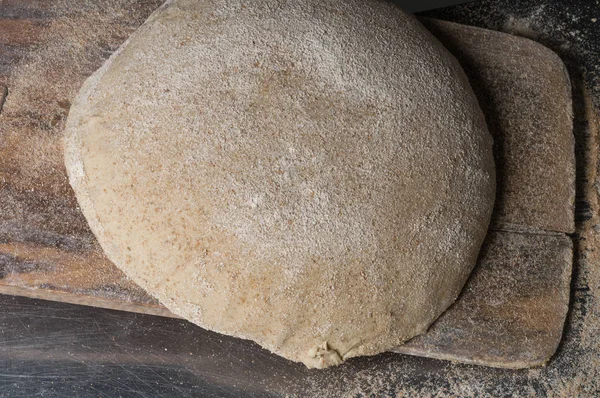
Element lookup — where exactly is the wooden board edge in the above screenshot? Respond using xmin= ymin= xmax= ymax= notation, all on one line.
xmin=0 ymin=284 xmax=179 ymax=319
xmin=390 ymin=346 xmax=549 ymax=369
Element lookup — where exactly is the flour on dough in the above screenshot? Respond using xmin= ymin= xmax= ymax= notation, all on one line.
xmin=64 ymin=0 xmax=495 ymax=368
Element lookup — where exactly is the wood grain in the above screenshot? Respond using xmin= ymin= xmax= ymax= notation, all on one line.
xmin=0 ymin=19 xmax=46 ymax=46
xmin=0 ymin=3 xmax=575 ymax=369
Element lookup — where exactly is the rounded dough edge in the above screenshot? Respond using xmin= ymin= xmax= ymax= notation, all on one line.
xmin=64 ymin=0 xmax=495 ymax=369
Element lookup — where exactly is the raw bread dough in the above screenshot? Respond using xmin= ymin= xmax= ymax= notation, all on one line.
xmin=64 ymin=0 xmax=495 ymax=368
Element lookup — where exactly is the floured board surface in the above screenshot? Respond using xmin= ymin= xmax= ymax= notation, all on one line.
xmin=0 ymin=4 xmax=573 ymax=369
xmin=396 ymin=230 xmax=572 ymax=368
xmin=0 ymin=0 xmax=166 ymax=312
xmin=423 ymin=19 xmax=575 ymax=234
xmin=394 ymin=19 xmax=575 ymax=368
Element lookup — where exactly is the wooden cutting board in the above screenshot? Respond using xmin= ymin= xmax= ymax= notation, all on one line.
xmin=0 ymin=2 xmax=575 ymax=369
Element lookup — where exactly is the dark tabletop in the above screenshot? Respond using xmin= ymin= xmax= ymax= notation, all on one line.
xmin=1 ymin=0 xmax=599 ymax=396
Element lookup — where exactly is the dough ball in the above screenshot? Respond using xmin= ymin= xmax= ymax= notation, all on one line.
xmin=64 ymin=0 xmax=495 ymax=368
